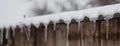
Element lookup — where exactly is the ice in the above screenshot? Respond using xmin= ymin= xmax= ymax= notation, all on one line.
xmin=21 ymin=27 xmax=23 ymax=46
xmin=106 ymin=19 xmax=109 ymax=40
xmin=66 ymin=22 xmax=70 ymax=46
xmin=23 ymin=26 xmax=30 ymax=40
xmin=53 ymin=22 xmax=56 ymax=31
xmin=93 ymin=20 xmax=96 ymax=33
xmin=5 ymin=29 xmax=8 ymax=39
xmin=44 ymin=24 xmax=48 ymax=42
xmin=27 ymin=26 xmax=31 ymax=40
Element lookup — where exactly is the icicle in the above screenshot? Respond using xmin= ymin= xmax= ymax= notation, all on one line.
xmin=78 ymin=21 xmax=80 ymax=32
xmin=5 ymin=28 xmax=8 ymax=39
xmin=81 ymin=24 xmax=84 ymax=46
xmin=23 ymin=26 xmax=30 ymax=40
xmin=93 ymin=20 xmax=96 ymax=33
xmin=44 ymin=24 xmax=48 ymax=42
xmin=21 ymin=27 xmax=23 ymax=46
xmin=66 ymin=22 xmax=70 ymax=46
xmin=27 ymin=26 xmax=31 ymax=40
xmin=106 ymin=20 xmax=109 ymax=40
xmin=12 ymin=28 xmax=15 ymax=37
xmin=77 ymin=21 xmax=80 ymax=46
xmin=53 ymin=22 xmax=56 ymax=31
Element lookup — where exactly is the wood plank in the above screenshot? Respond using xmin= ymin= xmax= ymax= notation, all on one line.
xmin=14 ymin=26 xmax=22 ymax=46
xmin=107 ymin=19 xmax=117 ymax=46
xmin=7 ymin=28 xmax=14 ymax=46
xmin=81 ymin=21 xmax=94 ymax=46
xmin=96 ymin=20 xmax=107 ymax=46
xmin=29 ymin=25 xmax=37 ymax=46
xmin=2 ymin=28 xmax=7 ymax=46
xmin=22 ymin=26 xmax=32 ymax=46
xmin=69 ymin=21 xmax=78 ymax=46
xmin=55 ymin=22 xmax=67 ymax=46
xmin=37 ymin=24 xmax=46 ymax=46
xmin=46 ymin=23 xmax=55 ymax=46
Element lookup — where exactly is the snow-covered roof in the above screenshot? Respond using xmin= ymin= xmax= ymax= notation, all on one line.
xmin=1 ymin=3 xmax=120 ymax=29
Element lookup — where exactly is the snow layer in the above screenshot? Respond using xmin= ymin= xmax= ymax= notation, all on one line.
xmin=1 ymin=3 xmax=120 ymax=28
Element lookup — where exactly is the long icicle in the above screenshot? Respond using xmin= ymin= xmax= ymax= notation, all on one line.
xmin=5 ymin=29 xmax=8 ymax=40
xmin=78 ymin=21 xmax=80 ymax=46
xmin=21 ymin=27 xmax=23 ymax=46
xmin=27 ymin=26 xmax=31 ymax=40
xmin=45 ymin=24 xmax=48 ymax=42
xmin=106 ymin=20 xmax=109 ymax=40
xmin=66 ymin=23 xmax=70 ymax=46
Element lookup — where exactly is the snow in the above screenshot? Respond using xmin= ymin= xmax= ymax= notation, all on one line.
xmin=1 ymin=3 xmax=120 ymax=29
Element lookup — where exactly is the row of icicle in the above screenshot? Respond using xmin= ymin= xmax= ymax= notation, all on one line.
xmin=0 ymin=19 xmax=109 ymax=46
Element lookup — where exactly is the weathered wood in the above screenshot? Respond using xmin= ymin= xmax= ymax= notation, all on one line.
xmin=81 ymin=21 xmax=94 ymax=46
xmin=55 ymin=22 xmax=67 ymax=46
xmin=37 ymin=24 xmax=46 ymax=46
xmin=107 ymin=19 xmax=117 ymax=46
xmin=14 ymin=26 xmax=22 ymax=46
xmin=68 ymin=21 xmax=78 ymax=46
xmin=47 ymin=23 xmax=55 ymax=46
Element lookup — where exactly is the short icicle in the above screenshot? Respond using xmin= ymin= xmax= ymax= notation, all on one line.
xmin=12 ymin=28 xmax=15 ymax=37
xmin=78 ymin=21 xmax=80 ymax=32
xmin=45 ymin=24 xmax=48 ymax=42
xmin=53 ymin=22 xmax=56 ymax=31
xmin=66 ymin=22 xmax=70 ymax=46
